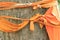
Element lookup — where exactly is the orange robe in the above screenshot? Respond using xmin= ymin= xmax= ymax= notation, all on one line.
xmin=43 ymin=7 xmax=60 ymax=40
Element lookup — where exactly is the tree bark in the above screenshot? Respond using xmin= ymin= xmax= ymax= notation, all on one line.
xmin=0 ymin=0 xmax=49 ymax=40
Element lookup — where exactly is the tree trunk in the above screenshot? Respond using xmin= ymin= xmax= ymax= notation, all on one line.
xmin=0 ymin=0 xmax=49 ymax=40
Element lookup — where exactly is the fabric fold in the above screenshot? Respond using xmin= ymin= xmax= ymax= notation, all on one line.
xmin=30 ymin=21 xmax=34 ymax=31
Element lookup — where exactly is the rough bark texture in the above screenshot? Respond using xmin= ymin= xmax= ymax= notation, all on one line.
xmin=0 ymin=0 xmax=49 ymax=40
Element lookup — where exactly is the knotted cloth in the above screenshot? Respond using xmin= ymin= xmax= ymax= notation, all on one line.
xmin=0 ymin=0 xmax=60 ymax=40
